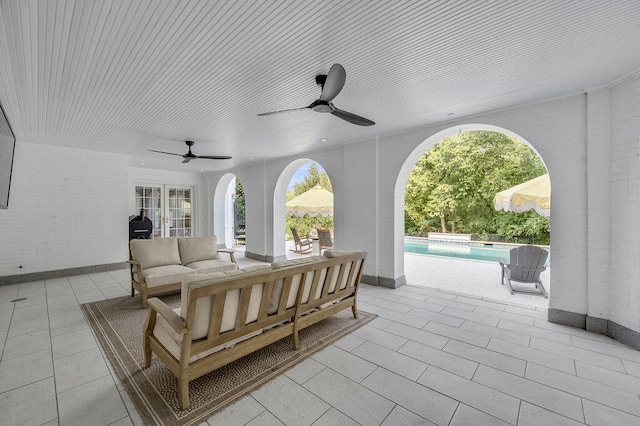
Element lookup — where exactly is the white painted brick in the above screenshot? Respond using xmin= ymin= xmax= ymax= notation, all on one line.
xmin=0 ymin=142 xmax=129 ymax=276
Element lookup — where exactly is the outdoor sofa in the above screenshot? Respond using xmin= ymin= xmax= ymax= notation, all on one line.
xmin=129 ymin=236 xmax=237 ymax=308
xmin=143 ymin=250 xmax=366 ymax=409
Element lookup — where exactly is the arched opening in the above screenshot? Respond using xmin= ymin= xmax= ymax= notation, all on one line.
xmin=213 ymin=173 xmax=245 ymax=249
xmin=274 ymin=159 xmax=333 ymax=259
xmin=395 ymin=124 xmax=551 ymax=306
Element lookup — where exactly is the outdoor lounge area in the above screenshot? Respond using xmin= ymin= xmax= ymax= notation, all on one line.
xmin=2 ymin=2 xmax=640 ymax=426
xmin=2 ymin=252 xmax=640 ymax=425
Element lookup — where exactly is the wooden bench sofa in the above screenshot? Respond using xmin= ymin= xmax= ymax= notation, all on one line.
xmin=129 ymin=236 xmax=237 ymax=308
xmin=143 ymin=250 xmax=366 ymax=409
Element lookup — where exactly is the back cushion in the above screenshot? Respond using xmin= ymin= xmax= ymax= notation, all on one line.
xmin=323 ymin=249 xmax=365 ymax=258
xmin=130 ymin=237 xmax=181 ymax=270
xmin=178 ymin=236 xmax=219 ymax=265
xmin=181 ymin=265 xmax=271 ymax=339
xmin=269 ymin=256 xmax=325 ymax=314
xmin=322 ymin=250 xmax=365 ymax=293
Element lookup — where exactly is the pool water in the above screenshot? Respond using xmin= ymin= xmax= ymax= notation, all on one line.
xmin=404 ymin=239 xmax=551 ymax=266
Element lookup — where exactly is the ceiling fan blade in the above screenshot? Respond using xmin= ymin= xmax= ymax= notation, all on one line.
xmin=257 ymin=106 xmax=310 ymax=116
xmin=147 ymin=149 xmax=183 ymax=156
xmin=331 ymin=108 xmax=375 ymax=126
xmin=196 ymin=155 xmax=232 ymax=160
xmin=320 ymin=63 xmax=346 ymax=101
xmin=182 ymin=157 xmax=192 ymax=164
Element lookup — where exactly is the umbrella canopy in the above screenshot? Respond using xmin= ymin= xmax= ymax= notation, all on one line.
xmin=286 ymin=185 xmax=334 ymax=217
xmin=494 ymin=174 xmax=550 ymax=216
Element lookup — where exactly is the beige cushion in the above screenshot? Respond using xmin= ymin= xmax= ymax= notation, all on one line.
xmin=180 ymin=265 xmax=271 ymax=340
xmin=154 ymin=309 xmax=262 ymax=362
xmin=268 ymin=256 xmax=326 ymax=314
xmin=323 ymin=249 xmax=365 ymax=258
xmin=186 ymin=259 xmax=238 ymax=274
xmin=142 ymin=264 xmax=196 ymax=288
xmin=178 ymin=236 xmax=219 ymax=265
xmin=130 ymin=237 xmax=181 ymax=269
xmin=271 ymin=256 xmax=325 ymax=270
xmin=323 ymin=250 xmax=364 ymax=291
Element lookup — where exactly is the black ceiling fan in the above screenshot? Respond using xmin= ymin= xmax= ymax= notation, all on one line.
xmin=147 ymin=141 xmax=231 ymax=163
xmin=258 ymin=63 xmax=375 ymax=126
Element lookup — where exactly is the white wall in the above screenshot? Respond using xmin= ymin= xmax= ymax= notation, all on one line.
xmin=0 ymin=142 xmax=129 ymax=275
xmin=609 ymin=74 xmax=640 ymax=333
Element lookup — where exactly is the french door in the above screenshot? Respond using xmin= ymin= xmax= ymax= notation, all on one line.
xmin=135 ymin=185 xmax=193 ymax=238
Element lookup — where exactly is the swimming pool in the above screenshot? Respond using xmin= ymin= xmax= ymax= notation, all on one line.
xmin=404 ymin=237 xmax=550 ymax=266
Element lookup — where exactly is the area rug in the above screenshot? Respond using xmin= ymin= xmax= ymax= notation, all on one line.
xmin=81 ymin=294 xmax=376 ymax=426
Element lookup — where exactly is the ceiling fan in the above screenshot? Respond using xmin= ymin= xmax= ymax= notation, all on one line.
xmin=147 ymin=140 xmax=231 ymax=163
xmin=258 ymin=63 xmax=375 ymax=126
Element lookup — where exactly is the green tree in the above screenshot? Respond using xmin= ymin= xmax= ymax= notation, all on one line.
xmin=292 ymin=162 xmax=333 ymax=194
xmin=404 ymin=131 xmax=549 ymax=243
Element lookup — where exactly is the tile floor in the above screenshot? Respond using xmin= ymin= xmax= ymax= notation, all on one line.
xmin=1 ymin=252 xmax=639 ymax=426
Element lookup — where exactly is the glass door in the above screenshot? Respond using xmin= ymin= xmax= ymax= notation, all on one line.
xmin=135 ymin=185 xmax=163 ymax=238
xmin=134 ymin=185 xmax=194 ymax=238
xmin=166 ymin=186 xmax=192 ymax=237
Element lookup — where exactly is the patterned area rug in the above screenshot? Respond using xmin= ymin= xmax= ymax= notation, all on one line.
xmin=82 ymin=294 xmax=376 ymax=426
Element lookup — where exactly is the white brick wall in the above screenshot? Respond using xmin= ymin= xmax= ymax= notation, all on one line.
xmin=586 ymin=87 xmax=612 ymax=320
xmin=0 ymin=142 xmax=129 ymax=275
xmin=609 ymin=74 xmax=640 ymax=331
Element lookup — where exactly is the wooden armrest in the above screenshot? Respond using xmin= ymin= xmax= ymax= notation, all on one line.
xmin=498 ymin=258 xmax=506 ymax=266
xmin=218 ymin=248 xmax=237 ymax=264
xmin=147 ymin=298 xmax=186 ymax=335
xmin=128 ymin=259 xmax=141 ymax=265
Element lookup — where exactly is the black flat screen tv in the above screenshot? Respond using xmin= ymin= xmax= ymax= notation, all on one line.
xmin=0 ymin=100 xmax=16 ymax=209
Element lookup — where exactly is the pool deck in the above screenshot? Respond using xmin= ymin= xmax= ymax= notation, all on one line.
xmin=249 ymin=242 xmax=551 ymax=310
xmin=404 ymin=252 xmax=550 ymax=310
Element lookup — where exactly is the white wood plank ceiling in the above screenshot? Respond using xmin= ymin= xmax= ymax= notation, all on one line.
xmin=1 ymin=0 xmax=640 ymax=172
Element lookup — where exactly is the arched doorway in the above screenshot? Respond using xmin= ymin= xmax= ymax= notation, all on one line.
xmin=395 ymin=124 xmax=550 ymax=304
xmin=213 ymin=173 xmax=245 ymax=249
xmin=274 ymin=159 xmax=333 ymax=259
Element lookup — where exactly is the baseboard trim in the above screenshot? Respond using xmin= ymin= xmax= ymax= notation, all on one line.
xmin=549 ymin=309 xmax=640 ymax=350
xmin=244 ymin=251 xmax=275 ymax=263
xmin=0 ymin=262 xmax=129 ymax=286
xmin=361 ymin=274 xmax=406 ymax=289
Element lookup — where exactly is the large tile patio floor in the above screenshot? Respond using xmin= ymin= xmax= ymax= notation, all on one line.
xmin=1 ymin=249 xmax=638 ymax=425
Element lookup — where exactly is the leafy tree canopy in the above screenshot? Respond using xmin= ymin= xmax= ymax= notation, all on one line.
xmin=405 ymin=131 xmax=549 ymax=244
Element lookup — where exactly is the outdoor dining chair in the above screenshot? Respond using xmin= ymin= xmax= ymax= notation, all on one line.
xmin=499 ymin=245 xmax=549 ymax=298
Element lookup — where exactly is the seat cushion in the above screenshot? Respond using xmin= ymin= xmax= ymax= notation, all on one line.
xmin=178 ymin=236 xmax=220 ymax=265
xmin=142 ymin=264 xmax=196 ymax=288
xmin=130 ymin=237 xmax=181 ymax=269
xmin=185 ymin=258 xmax=238 ymax=274
xmin=154 ymin=308 xmax=262 ymax=363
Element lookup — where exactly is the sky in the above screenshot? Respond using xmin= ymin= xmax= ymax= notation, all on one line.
xmin=288 ymin=161 xmax=325 ymax=191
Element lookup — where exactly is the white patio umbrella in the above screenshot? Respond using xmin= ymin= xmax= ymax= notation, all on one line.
xmin=286 ymin=185 xmax=334 ymax=217
xmin=494 ymin=174 xmax=550 ymax=216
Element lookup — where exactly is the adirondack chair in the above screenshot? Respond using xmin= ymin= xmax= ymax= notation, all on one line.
xmin=499 ymin=245 xmax=549 ymax=298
